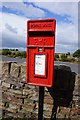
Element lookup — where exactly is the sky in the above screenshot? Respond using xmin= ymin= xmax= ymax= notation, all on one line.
xmin=0 ymin=0 xmax=79 ymax=53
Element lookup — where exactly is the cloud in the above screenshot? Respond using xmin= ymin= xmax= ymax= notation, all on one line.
xmin=26 ymin=0 xmax=79 ymax=3
xmin=2 ymin=12 xmax=27 ymax=36
xmin=1 ymin=0 xmax=79 ymax=2
xmin=2 ymin=31 xmax=25 ymax=48
xmin=1 ymin=12 xmax=78 ymax=53
xmin=55 ymin=22 xmax=78 ymax=53
xmin=2 ymin=12 xmax=78 ymax=53
xmin=1 ymin=12 xmax=27 ymax=50
xmin=56 ymin=22 xmax=78 ymax=44
xmin=1 ymin=0 xmax=23 ymax=2
xmin=2 ymin=2 xmax=45 ymax=17
xmin=32 ymin=2 xmax=78 ymax=24
xmin=5 ymin=23 xmax=17 ymax=34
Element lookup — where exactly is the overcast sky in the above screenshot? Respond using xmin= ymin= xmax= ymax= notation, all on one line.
xmin=1 ymin=0 xmax=79 ymax=53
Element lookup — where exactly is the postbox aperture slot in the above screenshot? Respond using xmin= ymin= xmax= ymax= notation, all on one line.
xmin=34 ymin=52 xmax=47 ymax=78
xmin=28 ymin=31 xmax=54 ymax=37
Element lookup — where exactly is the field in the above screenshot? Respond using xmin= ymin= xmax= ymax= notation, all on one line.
xmin=1 ymin=49 xmax=26 ymax=58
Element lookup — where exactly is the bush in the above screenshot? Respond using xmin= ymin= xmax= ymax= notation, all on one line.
xmin=61 ymin=54 xmax=67 ymax=59
xmin=54 ymin=53 xmax=59 ymax=61
xmin=15 ymin=51 xmax=26 ymax=58
xmin=67 ymin=58 xmax=75 ymax=62
xmin=20 ymin=51 xmax=26 ymax=58
xmin=60 ymin=54 xmax=67 ymax=62
xmin=2 ymin=50 xmax=11 ymax=55
xmin=54 ymin=53 xmax=59 ymax=58
xmin=59 ymin=57 xmax=75 ymax=62
xmin=15 ymin=52 xmax=21 ymax=57
xmin=11 ymin=52 xmax=16 ymax=57
xmin=60 ymin=58 xmax=67 ymax=62
xmin=54 ymin=57 xmax=57 ymax=61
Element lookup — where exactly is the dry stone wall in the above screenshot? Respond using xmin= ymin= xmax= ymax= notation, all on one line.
xmin=0 ymin=61 xmax=80 ymax=119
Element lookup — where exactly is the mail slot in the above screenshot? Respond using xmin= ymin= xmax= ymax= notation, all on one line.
xmin=26 ymin=19 xmax=56 ymax=87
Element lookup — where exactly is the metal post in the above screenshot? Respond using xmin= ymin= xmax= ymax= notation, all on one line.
xmin=38 ymin=86 xmax=44 ymax=120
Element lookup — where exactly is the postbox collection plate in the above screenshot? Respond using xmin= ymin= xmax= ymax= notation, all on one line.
xmin=26 ymin=19 xmax=56 ymax=87
xmin=34 ymin=52 xmax=47 ymax=78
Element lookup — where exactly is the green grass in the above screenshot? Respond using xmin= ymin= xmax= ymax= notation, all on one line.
xmin=0 ymin=50 xmax=2 ymax=55
xmin=1 ymin=49 xmax=26 ymax=58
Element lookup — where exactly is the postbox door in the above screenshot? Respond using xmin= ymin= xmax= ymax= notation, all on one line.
xmin=27 ymin=19 xmax=56 ymax=87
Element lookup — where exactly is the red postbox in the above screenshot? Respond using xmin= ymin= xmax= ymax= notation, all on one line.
xmin=26 ymin=19 xmax=56 ymax=87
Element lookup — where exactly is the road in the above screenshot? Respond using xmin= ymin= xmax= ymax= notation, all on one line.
xmin=0 ymin=55 xmax=79 ymax=74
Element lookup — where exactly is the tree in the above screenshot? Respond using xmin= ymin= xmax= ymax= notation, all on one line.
xmin=61 ymin=54 xmax=67 ymax=59
xmin=12 ymin=49 xmax=15 ymax=51
xmin=73 ymin=49 xmax=80 ymax=58
xmin=16 ymin=49 xmax=18 ymax=51
xmin=66 ymin=52 xmax=70 ymax=55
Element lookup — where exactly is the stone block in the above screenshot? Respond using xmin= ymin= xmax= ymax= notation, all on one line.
xmin=24 ymin=98 xmax=33 ymax=105
xmin=9 ymin=89 xmax=22 ymax=95
xmin=10 ymin=63 xmax=20 ymax=78
xmin=23 ymin=89 xmax=29 ymax=96
xmin=17 ymin=112 xmax=26 ymax=118
xmin=44 ymin=98 xmax=53 ymax=105
xmin=74 ymin=74 xmax=80 ymax=90
xmin=56 ymin=113 xmax=66 ymax=119
xmin=31 ymin=113 xmax=38 ymax=119
xmin=9 ymin=103 xmax=19 ymax=110
xmin=0 ymin=61 xmax=2 ymax=77
xmin=2 ymin=61 xmax=10 ymax=76
xmin=7 ymin=107 xmax=18 ymax=113
xmin=44 ymin=104 xmax=53 ymax=111
xmin=20 ymin=63 xmax=26 ymax=78
xmin=43 ymin=111 xmax=51 ymax=118
xmin=22 ymin=105 xmax=33 ymax=113
xmin=2 ymin=82 xmax=11 ymax=88
xmin=6 ymin=113 xmax=18 ymax=118
xmin=15 ymin=94 xmax=27 ymax=99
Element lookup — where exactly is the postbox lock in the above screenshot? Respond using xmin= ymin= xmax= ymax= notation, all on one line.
xmin=39 ymin=48 xmax=42 ymax=52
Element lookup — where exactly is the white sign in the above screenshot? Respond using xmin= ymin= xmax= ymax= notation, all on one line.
xmin=35 ymin=54 xmax=45 ymax=75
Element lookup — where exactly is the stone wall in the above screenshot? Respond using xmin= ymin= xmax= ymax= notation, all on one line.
xmin=0 ymin=61 xmax=80 ymax=119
